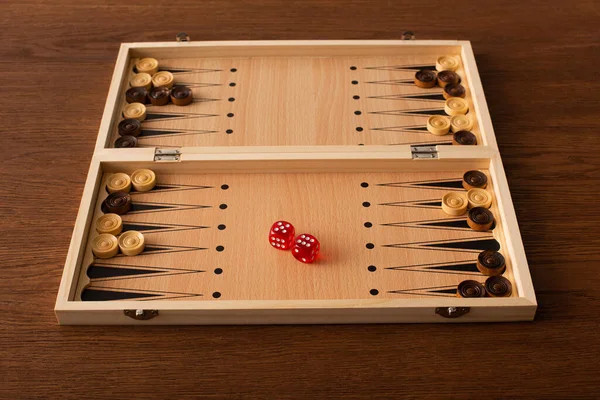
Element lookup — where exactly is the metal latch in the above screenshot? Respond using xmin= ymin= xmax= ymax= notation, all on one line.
xmin=176 ymin=32 xmax=190 ymax=42
xmin=124 ymin=309 xmax=159 ymax=320
xmin=154 ymin=148 xmax=181 ymax=161
xmin=411 ymin=145 xmax=438 ymax=159
xmin=435 ymin=307 xmax=470 ymax=319
xmin=402 ymin=31 xmax=416 ymax=40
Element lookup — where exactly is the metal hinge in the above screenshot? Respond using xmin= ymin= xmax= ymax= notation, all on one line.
xmin=411 ymin=145 xmax=438 ymax=159
xmin=124 ymin=309 xmax=159 ymax=321
xmin=154 ymin=148 xmax=181 ymax=162
xmin=435 ymin=307 xmax=470 ymax=319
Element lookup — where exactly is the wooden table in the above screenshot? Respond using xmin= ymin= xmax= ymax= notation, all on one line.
xmin=1 ymin=1 xmax=598 ymax=398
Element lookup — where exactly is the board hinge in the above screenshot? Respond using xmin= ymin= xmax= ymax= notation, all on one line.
xmin=154 ymin=148 xmax=181 ymax=162
xmin=411 ymin=145 xmax=438 ymax=159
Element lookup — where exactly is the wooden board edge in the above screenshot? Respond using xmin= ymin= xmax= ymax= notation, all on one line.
xmin=93 ymin=43 xmax=132 ymax=153
xmin=55 ymin=157 xmax=104 ymax=312
xmin=125 ymin=39 xmax=466 ymax=58
xmin=488 ymin=156 xmax=537 ymax=305
xmin=55 ymin=297 xmax=535 ymax=325
xmin=460 ymin=42 xmax=499 ymax=150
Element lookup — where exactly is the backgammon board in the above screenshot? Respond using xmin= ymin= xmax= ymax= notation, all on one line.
xmin=56 ymin=40 xmax=536 ymax=324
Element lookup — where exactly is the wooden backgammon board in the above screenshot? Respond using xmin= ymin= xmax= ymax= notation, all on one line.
xmin=56 ymin=39 xmax=536 ymax=324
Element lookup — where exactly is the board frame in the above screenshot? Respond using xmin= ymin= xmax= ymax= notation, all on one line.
xmin=55 ymin=40 xmax=536 ymax=324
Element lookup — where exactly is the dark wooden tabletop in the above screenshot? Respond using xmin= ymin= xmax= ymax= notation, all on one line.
xmin=1 ymin=1 xmax=599 ymax=398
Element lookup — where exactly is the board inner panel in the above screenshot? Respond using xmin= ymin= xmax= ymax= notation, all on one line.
xmin=109 ymin=54 xmax=480 ymax=148
xmin=77 ymin=169 xmax=515 ymax=301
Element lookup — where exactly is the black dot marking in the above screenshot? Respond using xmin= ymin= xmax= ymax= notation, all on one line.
xmin=366 ymin=243 xmax=375 ymax=249
xmin=368 ymin=265 xmax=377 ymax=272
xmin=358 ymin=143 xmax=365 ymax=146
xmin=214 ymin=268 xmax=223 ymax=274
xmin=364 ymin=222 xmax=372 ymax=228
xmin=212 ymin=292 xmax=221 ymax=298
xmin=229 ymin=82 xmax=236 ymax=87
xmin=350 ymin=66 xmax=357 ymax=70
xmin=227 ymin=113 xmax=234 ymax=118
xmin=221 ymin=184 xmax=229 ymax=190
xmin=354 ymin=111 xmax=362 ymax=115
xmin=219 ymin=204 xmax=228 ymax=209
xmin=217 ymin=224 xmax=226 ymax=230
xmin=356 ymin=127 xmax=364 ymax=132
xmin=228 ymin=97 xmax=235 ymax=102
xmin=351 ymin=80 xmax=359 ymax=85
xmin=370 ymin=289 xmax=379 ymax=296
xmin=230 ymin=68 xmax=237 ymax=72
xmin=360 ymin=182 xmax=368 ymax=188
xmin=353 ymin=95 xmax=360 ymax=100
xmin=362 ymin=201 xmax=370 ymax=207
xmin=226 ymin=129 xmax=233 ymax=134
xmin=216 ymin=245 xmax=224 ymax=252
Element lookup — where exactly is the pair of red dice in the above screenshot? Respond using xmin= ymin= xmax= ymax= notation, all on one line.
xmin=269 ymin=220 xmax=320 ymax=263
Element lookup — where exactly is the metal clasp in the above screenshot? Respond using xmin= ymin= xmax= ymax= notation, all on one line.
xmin=435 ymin=307 xmax=470 ymax=318
xmin=402 ymin=31 xmax=416 ymax=40
xmin=176 ymin=32 xmax=191 ymax=42
xmin=124 ymin=309 xmax=159 ymax=320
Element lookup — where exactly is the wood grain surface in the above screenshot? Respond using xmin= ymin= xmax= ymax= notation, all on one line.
xmin=0 ymin=0 xmax=598 ymax=398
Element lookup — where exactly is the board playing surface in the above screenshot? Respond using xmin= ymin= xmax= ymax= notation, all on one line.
xmin=108 ymin=54 xmax=480 ymax=148
xmin=76 ymin=169 xmax=515 ymax=301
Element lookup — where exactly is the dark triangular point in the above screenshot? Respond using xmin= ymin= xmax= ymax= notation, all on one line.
xmin=377 ymin=178 xmax=464 ymax=190
xmin=369 ymin=109 xmax=446 ymax=117
xmin=130 ymin=183 xmax=213 ymax=194
xmin=379 ymin=199 xmax=442 ymax=209
xmin=387 ymin=260 xmax=480 ymax=275
xmin=388 ymin=285 xmax=457 ymax=297
xmin=372 ymin=125 xmax=429 ymax=134
xmin=129 ymin=202 xmax=210 ymax=214
xmin=365 ymin=79 xmax=415 ymax=86
xmin=144 ymin=112 xmax=219 ymax=121
xmin=384 ymin=237 xmax=500 ymax=253
xmin=365 ymin=64 xmax=436 ymax=71
xmin=122 ymin=221 xmax=208 ymax=233
xmin=160 ymin=67 xmax=222 ymax=74
xmin=139 ymin=128 xmax=218 ymax=138
xmin=382 ymin=218 xmax=470 ymax=231
xmin=368 ymin=93 xmax=446 ymax=102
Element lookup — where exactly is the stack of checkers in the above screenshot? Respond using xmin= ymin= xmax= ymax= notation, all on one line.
xmin=115 ymin=57 xmax=195 ymax=148
xmin=439 ymin=169 xmax=512 ymax=298
xmin=91 ymin=169 xmax=157 ymax=259
xmin=414 ymin=55 xmax=477 ymax=146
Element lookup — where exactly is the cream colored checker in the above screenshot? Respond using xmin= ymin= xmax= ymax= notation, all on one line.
xmin=136 ymin=58 xmax=159 ymax=75
xmin=106 ymin=173 xmax=131 ymax=194
xmin=122 ymin=102 xmax=146 ymax=121
xmin=95 ymin=214 xmax=123 ymax=236
xmin=450 ymin=114 xmax=474 ymax=132
xmin=129 ymin=73 xmax=152 ymax=90
xmin=467 ymin=188 xmax=493 ymax=208
xmin=426 ymin=115 xmax=451 ymax=136
xmin=91 ymin=234 xmax=119 ymax=259
xmin=441 ymin=192 xmax=468 ymax=216
xmin=118 ymin=230 xmax=145 ymax=256
xmin=131 ymin=169 xmax=156 ymax=192
xmin=152 ymin=71 xmax=174 ymax=89
xmin=445 ymin=97 xmax=469 ymax=116
xmin=436 ymin=55 xmax=459 ymax=71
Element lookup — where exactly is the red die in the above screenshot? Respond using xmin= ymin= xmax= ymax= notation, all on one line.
xmin=269 ymin=221 xmax=295 ymax=250
xmin=292 ymin=234 xmax=320 ymax=263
